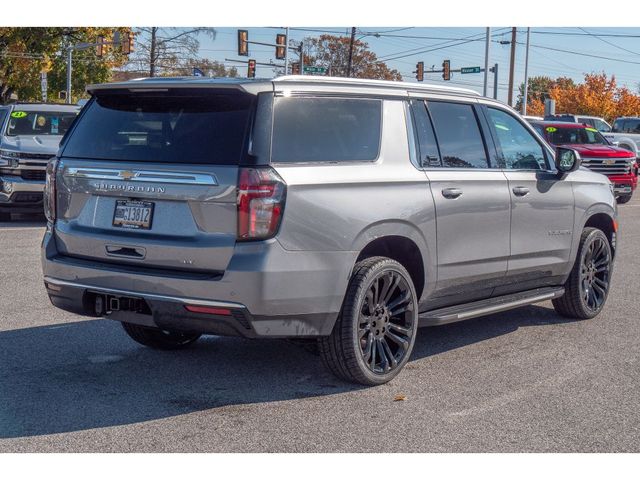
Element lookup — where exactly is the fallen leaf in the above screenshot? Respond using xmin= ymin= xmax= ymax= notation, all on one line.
xmin=393 ymin=394 xmax=407 ymax=402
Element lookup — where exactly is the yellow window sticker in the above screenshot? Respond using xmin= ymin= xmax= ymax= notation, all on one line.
xmin=545 ymin=126 xmax=557 ymax=133
xmin=585 ymin=127 xmax=598 ymax=132
xmin=10 ymin=111 xmax=27 ymax=119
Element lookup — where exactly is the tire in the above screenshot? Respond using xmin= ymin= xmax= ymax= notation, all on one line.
xmin=553 ymin=228 xmax=613 ymax=320
xmin=617 ymin=194 xmax=632 ymax=204
xmin=0 ymin=212 xmax=11 ymax=222
xmin=121 ymin=322 xmax=201 ymax=350
xmin=319 ymin=256 xmax=418 ymax=386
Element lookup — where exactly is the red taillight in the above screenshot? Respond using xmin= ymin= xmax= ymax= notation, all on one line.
xmin=184 ymin=305 xmax=232 ymax=316
xmin=44 ymin=158 xmax=59 ymax=223
xmin=237 ymin=167 xmax=286 ymax=240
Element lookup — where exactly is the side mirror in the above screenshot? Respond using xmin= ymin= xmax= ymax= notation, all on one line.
xmin=555 ymin=147 xmax=581 ymax=174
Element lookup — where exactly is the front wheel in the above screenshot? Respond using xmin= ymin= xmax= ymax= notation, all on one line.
xmin=319 ymin=256 xmax=418 ymax=386
xmin=617 ymin=194 xmax=632 ymax=204
xmin=553 ymin=228 xmax=613 ymax=319
xmin=121 ymin=322 xmax=201 ymax=350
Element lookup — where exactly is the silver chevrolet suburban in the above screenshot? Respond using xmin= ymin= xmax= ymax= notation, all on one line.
xmin=0 ymin=103 xmax=80 ymax=220
xmin=41 ymin=76 xmax=618 ymax=385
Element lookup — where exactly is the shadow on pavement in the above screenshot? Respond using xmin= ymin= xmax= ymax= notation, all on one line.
xmin=0 ymin=304 xmax=577 ymax=439
xmin=0 ymin=213 xmax=46 ymax=228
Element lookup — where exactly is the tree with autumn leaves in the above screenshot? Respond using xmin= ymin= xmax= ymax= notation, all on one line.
xmin=0 ymin=27 xmax=132 ymax=103
xmin=519 ymin=73 xmax=640 ymax=121
xmin=303 ymin=34 xmax=401 ymax=81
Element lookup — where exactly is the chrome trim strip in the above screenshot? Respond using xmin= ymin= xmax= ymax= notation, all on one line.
xmin=64 ymin=167 xmax=218 ymax=186
xmin=43 ymin=276 xmax=246 ymax=309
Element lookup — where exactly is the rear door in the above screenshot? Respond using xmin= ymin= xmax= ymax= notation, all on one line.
xmin=54 ymin=88 xmax=257 ymax=274
xmin=416 ymin=99 xmax=511 ymax=301
xmin=482 ymin=105 xmax=575 ymax=291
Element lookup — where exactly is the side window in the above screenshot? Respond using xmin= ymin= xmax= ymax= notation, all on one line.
xmin=613 ymin=119 xmax=624 ymax=133
xmin=578 ymin=117 xmax=594 ymax=128
xmin=626 ymin=120 xmax=640 ymax=133
xmin=427 ymin=101 xmax=489 ymax=168
xmin=271 ymin=97 xmax=382 ymax=163
xmin=595 ymin=119 xmax=611 ymax=132
xmin=486 ymin=108 xmax=547 ymax=170
xmin=409 ymin=100 xmax=440 ymax=166
xmin=0 ymin=109 xmax=7 ymax=133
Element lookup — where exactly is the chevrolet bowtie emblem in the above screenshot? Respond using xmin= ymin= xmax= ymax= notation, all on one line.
xmin=118 ymin=170 xmax=137 ymax=181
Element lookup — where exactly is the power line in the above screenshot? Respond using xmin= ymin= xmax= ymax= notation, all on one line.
xmin=577 ymin=27 xmax=640 ymax=57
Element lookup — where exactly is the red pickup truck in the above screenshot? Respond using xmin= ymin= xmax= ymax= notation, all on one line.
xmin=531 ymin=121 xmax=638 ymax=204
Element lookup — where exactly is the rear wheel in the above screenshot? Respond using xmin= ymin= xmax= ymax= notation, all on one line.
xmin=121 ymin=322 xmax=201 ymax=350
xmin=617 ymin=194 xmax=632 ymax=204
xmin=319 ymin=256 xmax=418 ymax=386
xmin=553 ymin=228 xmax=612 ymax=319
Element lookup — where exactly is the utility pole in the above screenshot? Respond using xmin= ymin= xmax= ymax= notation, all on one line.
xmin=492 ymin=63 xmax=498 ymax=100
xmin=507 ymin=27 xmax=517 ymax=106
xmin=483 ymin=27 xmax=491 ymax=97
xmin=66 ymin=47 xmax=73 ymax=104
xmin=347 ymin=27 xmax=356 ymax=77
xmin=523 ymin=27 xmax=531 ymax=115
xmin=149 ymin=27 xmax=157 ymax=77
xmin=284 ymin=27 xmax=290 ymax=74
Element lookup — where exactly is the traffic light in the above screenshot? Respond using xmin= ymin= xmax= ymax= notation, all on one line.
xmin=291 ymin=63 xmax=300 ymax=75
xmin=442 ymin=60 xmax=451 ymax=81
xmin=416 ymin=61 xmax=424 ymax=82
xmin=96 ymin=36 xmax=104 ymax=57
xmin=238 ymin=29 xmax=249 ymax=56
xmin=276 ymin=34 xmax=286 ymax=60
xmin=247 ymin=59 xmax=256 ymax=78
xmin=122 ymin=33 xmax=134 ymax=55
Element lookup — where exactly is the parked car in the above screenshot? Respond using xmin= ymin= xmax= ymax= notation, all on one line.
xmin=603 ymin=117 xmax=640 ymax=161
xmin=0 ymin=103 xmax=80 ymax=221
xmin=42 ymin=76 xmax=618 ymax=385
xmin=543 ymin=114 xmax=612 ymax=132
xmin=531 ymin=120 xmax=638 ymax=203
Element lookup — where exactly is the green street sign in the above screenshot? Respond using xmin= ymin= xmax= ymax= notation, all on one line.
xmin=303 ymin=66 xmax=327 ymax=74
xmin=461 ymin=66 xmax=481 ymax=74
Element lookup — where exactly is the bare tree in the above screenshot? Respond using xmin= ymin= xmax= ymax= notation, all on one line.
xmin=132 ymin=27 xmax=216 ymax=77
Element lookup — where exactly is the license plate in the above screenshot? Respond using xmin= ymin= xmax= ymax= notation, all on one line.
xmin=113 ymin=200 xmax=154 ymax=230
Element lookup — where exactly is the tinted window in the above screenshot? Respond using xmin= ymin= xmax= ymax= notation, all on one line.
xmin=5 ymin=110 xmax=77 ymax=136
xmin=623 ymin=119 xmax=640 ymax=134
xmin=613 ymin=119 xmax=624 ymax=132
xmin=487 ymin=108 xmax=547 ymax=170
xmin=271 ymin=97 xmax=381 ymax=163
xmin=409 ymin=100 xmax=440 ymax=166
xmin=62 ymin=91 xmax=254 ymax=164
xmin=546 ymin=126 xmax=607 ymax=145
xmin=427 ymin=101 xmax=489 ymax=168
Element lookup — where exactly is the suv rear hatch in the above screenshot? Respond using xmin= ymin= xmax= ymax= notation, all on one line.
xmin=53 ymin=87 xmax=257 ymax=275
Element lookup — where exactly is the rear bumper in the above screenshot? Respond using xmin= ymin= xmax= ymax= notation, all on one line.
xmin=41 ymin=228 xmax=356 ymax=338
xmin=0 ymin=175 xmax=44 ymax=211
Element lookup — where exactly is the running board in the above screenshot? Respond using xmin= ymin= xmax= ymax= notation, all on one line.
xmin=418 ymin=287 xmax=565 ymax=327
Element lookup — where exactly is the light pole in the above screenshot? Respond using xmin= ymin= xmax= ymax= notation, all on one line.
xmin=523 ymin=27 xmax=531 ymax=115
xmin=66 ymin=47 xmax=73 ymax=104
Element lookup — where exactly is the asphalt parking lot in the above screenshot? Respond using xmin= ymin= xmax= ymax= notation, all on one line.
xmin=1 ymin=199 xmax=639 ymax=453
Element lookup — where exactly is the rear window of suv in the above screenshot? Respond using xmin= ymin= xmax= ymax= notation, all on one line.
xmin=62 ymin=90 xmax=254 ymax=164
xmin=271 ymin=97 xmax=382 ymax=163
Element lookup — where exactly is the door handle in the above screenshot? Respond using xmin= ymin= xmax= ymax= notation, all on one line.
xmin=512 ymin=186 xmax=530 ymax=197
xmin=441 ymin=187 xmax=463 ymax=199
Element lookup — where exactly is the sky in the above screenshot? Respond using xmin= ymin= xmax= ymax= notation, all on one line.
xmin=188 ymin=26 xmax=640 ymax=105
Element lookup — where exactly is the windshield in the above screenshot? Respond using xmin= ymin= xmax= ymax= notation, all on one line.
xmin=5 ymin=110 xmax=78 ymax=137
xmin=62 ymin=90 xmax=254 ymax=164
xmin=545 ymin=126 xmax=608 ymax=145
